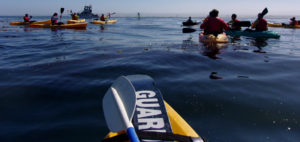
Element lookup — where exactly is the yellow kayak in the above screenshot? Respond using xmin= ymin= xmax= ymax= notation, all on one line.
xmin=92 ymin=19 xmax=117 ymax=25
xmin=29 ymin=22 xmax=88 ymax=29
xmin=9 ymin=20 xmax=51 ymax=26
xmin=267 ymin=22 xmax=283 ymax=27
xmin=67 ymin=19 xmax=86 ymax=24
xmin=199 ymin=32 xmax=228 ymax=43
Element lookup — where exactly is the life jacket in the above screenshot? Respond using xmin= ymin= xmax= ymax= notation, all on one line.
xmin=290 ymin=20 xmax=298 ymax=26
xmin=100 ymin=16 xmax=105 ymax=21
xmin=200 ymin=17 xmax=229 ymax=34
xmin=51 ymin=16 xmax=58 ymax=25
xmin=24 ymin=16 xmax=30 ymax=22
xmin=252 ymin=18 xmax=267 ymax=31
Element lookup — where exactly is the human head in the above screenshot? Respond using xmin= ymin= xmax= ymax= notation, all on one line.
xmin=291 ymin=17 xmax=296 ymax=21
xmin=25 ymin=14 xmax=28 ymax=17
xmin=231 ymin=14 xmax=237 ymax=20
xmin=209 ymin=9 xmax=219 ymax=17
xmin=53 ymin=13 xmax=58 ymax=16
xmin=257 ymin=13 xmax=263 ymax=19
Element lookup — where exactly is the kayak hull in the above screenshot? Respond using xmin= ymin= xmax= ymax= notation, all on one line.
xmin=182 ymin=21 xmax=200 ymax=26
xmin=92 ymin=19 xmax=117 ymax=25
xmin=29 ymin=23 xmax=88 ymax=29
xmin=199 ymin=32 xmax=229 ymax=43
xmin=225 ymin=30 xmax=280 ymax=38
xmin=10 ymin=20 xmax=51 ymax=26
xmin=67 ymin=19 xmax=86 ymax=24
xmin=267 ymin=22 xmax=283 ymax=27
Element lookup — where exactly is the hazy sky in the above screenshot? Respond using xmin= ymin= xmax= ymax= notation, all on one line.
xmin=0 ymin=0 xmax=300 ymax=16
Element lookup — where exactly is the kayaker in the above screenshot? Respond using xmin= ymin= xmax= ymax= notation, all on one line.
xmin=186 ymin=17 xmax=193 ymax=23
xmin=23 ymin=14 xmax=32 ymax=23
xmin=228 ymin=14 xmax=241 ymax=30
xmin=51 ymin=13 xmax=59 ymax=25
xmin=200 ymin=9 xmax=229 ymax=36
xmin=100 ymin=14 xmax=105 ymax=21
xmin=290 ymin=17 xmax=298 ymax=26
xmin=72 ymin=13 xmax=79 ymax=20
xmin=251 ymin=13 xmax=268 ymax=31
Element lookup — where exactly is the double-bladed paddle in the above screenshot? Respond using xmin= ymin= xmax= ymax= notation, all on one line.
xmin=102 ymin=76 xmax=140 ymax=142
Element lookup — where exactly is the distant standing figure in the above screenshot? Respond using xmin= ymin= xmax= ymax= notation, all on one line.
xmin=100 ymin=14 xmax=105 ymax=21
xmin=200 ymin=9 xmax=229 ymax=36
xmin=51 ymin=13 xmax=59 ymax=25
xmin=251 ymin=13 xmax=267 ymax=31
xmin=23 ymin=14 xmax=32 ymax=23
xmin=290 ymin=17 xmax=298 ymax=26
xmin=228 ymin=14 xmax=241 ymax=30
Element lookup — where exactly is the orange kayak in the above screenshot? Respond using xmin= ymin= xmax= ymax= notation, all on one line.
xmin=67 ymin=19 xmax=86 ymax=24
xmin=29 ymin=22 xmax=88 ymax=29
xmin=10 ymin=20 xmax=51 ymax=26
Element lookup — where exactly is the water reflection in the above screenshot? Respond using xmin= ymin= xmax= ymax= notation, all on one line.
xmin=252 ymin=38 xmax=268 ymax=53
xmin=201 ymin=43 xmax=227 ymax=59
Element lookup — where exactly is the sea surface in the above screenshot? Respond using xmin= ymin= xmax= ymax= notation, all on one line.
xmin=0 ymin=16 xmax=300 ymax=142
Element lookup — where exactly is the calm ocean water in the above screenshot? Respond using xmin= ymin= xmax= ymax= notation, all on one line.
xmin=0 ymin=16 xmax=300 ymax=142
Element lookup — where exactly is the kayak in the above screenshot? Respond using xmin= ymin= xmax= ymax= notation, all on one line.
xmin=92 ymin=19 xmax=117 ymax=24
xmin=29 ymin=23 xmax=88 ymax=29
xmin=282 ymin=24 xmax=300 ymax=29
xmin=182 ymin=21 xmax=200 ymax=26
xmin=9 ymin=20 xmax=51 ymax=26
xmin=199 ymin=32 xmax=228 ymax=43
xmin=67 ymin=19 xmax=86 ymax=24
xmin=102 ymin=75 xmax=204 ymax=142
xmin=225 ymin=30 xmax=280 ymax=38
xmin=267 ymin=22 xmax=283 ymax=27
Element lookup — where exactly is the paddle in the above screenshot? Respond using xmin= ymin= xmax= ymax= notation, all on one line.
xmin=102 ymin=76 xmax=140 ymax=142
xmin=60 ymin=8 xmax=64 ymax=22
xmin=261 ymin=7 xmax=268 ymax=17
xmin=233 ymin=21 xmax=251 ymax=27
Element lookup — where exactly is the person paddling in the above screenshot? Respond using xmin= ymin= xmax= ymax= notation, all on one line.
xmin=290 ymin=17 xmax=298 ymax=26
xmin=251 ymin=13 xmax=267 ymax=31
xmin=200 ymin=9 xmax=229 ymax=36
xmin=100 ymin=14 xmax=105 ymax=21
xmin=72 ymin=13 xmax=79 ymax=20
xmin=51 ymin=13 xmax=59 ymax=25
xmin=228 ymin=14 xmax=241 ymax=30
xmin=186 ymin=17 xmax=193 ymax=23
xmin=23 ymin=14 xmax=32 ymax=23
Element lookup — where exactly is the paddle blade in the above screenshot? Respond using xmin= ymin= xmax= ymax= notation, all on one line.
xmin=262 ymin=8 xmax=268 ymax=16
xmin=60 ymin=8 xmax=65 ymax=14
xmin=102 ymin=76 xmax=137 ymax=132
xmin=182 ymin=28 xmax=196 ymax=33
xmin=234 ymin=21 xmax=251 ymax=27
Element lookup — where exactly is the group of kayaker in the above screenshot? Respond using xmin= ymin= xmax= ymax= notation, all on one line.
xmin=198 ymin=9 xmax=268 ymax=36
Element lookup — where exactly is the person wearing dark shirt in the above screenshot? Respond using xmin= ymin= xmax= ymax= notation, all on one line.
xmin=200 ymin=9 xmax=229 ymax=35
xmin=51 ymin=13 xmax=59 ymax=25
